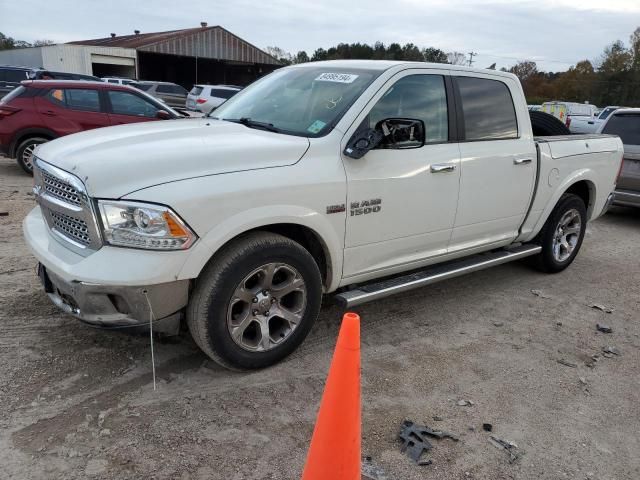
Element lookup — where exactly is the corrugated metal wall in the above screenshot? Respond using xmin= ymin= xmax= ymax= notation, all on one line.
xmin=138 ymin=27 xmax=278 ymax=65
xmin=41 ymin=45 xmax=137 ymax=74
xmin=0 ymin=47 xmax=45 ymax=68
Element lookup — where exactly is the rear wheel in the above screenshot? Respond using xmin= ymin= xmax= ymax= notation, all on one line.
xmin=530 ymin=193 xmax=587 ymax=273
xmin=16 ymin=137 xmax=49 ymax=174
xmin=187 ymin=232 xmax=322 ymax=370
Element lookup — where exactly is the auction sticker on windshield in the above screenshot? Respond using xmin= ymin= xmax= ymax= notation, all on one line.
xmin=307 ymin=120 xmax=326 ymax=134
xmin=315 ymin=73 xmax=359 ymax=83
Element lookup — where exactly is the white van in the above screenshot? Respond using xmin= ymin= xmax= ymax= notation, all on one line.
xmin=541 ymin=102 xmax=597 ymax=134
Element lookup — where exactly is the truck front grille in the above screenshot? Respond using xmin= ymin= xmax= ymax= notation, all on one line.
xmin=41 ymin=169 xmax=83 ymax=206
xmin=33 ymin=158 xmax=102 ymax=256
xmin=50 ymin=211 xmax=91 ymax=246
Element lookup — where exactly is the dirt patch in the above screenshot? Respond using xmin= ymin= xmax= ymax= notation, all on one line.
xmin=1 ymin=155 xmax=639 ymax=479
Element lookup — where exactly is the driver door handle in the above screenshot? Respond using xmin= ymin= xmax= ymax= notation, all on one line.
xmin=513 ymin=158 xmax=533 ymax=165
xmin=431 ymin=164 xmax=456 ymax=173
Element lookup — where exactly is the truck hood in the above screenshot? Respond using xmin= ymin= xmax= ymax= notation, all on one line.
xmin=35 ymin=118 xmax=310 ymax=198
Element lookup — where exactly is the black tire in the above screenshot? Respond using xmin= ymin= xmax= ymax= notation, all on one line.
xmin=16 ymin=137 xmax=49 ymax=174
xmin=530 ymin=193 xmax=587 ymax=273
xmin=529 ymin=111 xmax=571 ymax=136
xmin=187 ymin=232 xmax=322 ymax=370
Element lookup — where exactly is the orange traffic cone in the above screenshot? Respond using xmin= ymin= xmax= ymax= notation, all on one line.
xmin=301 ymin=312 xmax=361 ymax=480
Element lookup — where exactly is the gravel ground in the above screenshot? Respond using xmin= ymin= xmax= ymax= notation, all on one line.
xmin=1 ymin=154 xmax=639 ymax=480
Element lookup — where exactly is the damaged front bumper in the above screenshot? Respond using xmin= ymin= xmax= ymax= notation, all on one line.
xmin=38 ymin=263 xmax=189 ymax=332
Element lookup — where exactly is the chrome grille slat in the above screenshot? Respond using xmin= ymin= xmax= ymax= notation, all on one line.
xmin=50 ymin=211 xmax=91 ymax=246
xmin=41 ymin=170 xmax=83 ymax=206
xmin=33 ymin=158 xmax=102 ymax=256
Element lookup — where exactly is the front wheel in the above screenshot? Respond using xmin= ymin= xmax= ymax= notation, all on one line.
xmin=187 ymin=232 xmax=322 ymax=370
xmin=16 ymin=137 xmax=49 ymax=174
xmin=531 ymin=193 xmax=587 ymax=273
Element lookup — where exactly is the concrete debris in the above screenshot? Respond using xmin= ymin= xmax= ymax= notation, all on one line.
xmin=399 ymin=420 xmax=459 ymax=466
xmin=596 ymin=324 xmax=613 ymax=333
xmin=557 ymin=359 xmax=577 ymax=368
xmin=489 ymin=435 xmax=523 ymax=464
xmin=589 ymin=303 xmax=614 ymax=313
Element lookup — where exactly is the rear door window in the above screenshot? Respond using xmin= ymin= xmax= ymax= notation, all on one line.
xmin=190 ymin=86 xmax=204 ymax=96
xmin=107 ymin=90 xmax=158 ymax=117
xmin=156 ymin=84 xmax=187 ymax=95
xmin=135 ymin=83 xmax=153 ymax=91
xmin=456 ymin=76 xmax=518 ymax=140
xmin=46 ymin=88 xmax=101 ymax=112
xmin=603 ymin=114 xmax=640 ymax=145
xmin=211 ymin=88 xmax=239 ymax=100
xmin=2 ymin=69 xmax=29 ymax=83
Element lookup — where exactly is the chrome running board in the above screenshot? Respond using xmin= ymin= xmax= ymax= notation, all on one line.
xmin=334 ymin=244 xmax=542 ymax=308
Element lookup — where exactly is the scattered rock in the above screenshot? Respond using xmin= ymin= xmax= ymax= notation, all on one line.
xmin=489 ymin=436 xmax=523 ymax=464
xmin=589 ymin=303 xmax=614 ymax=313
xmin=596 ymin=324 xmax=612 ymax=333
xmin=557 ymin=359 xmax=577 ymax=368
xmin=97 ymin=411 xmax=108 ymax=428
xmin=432 ymin=415 xmax=443 ymax=422
xmin=602 ymin=346 xmax=620 ymax=357
xmin=99 ymin=429 xmax=111 ymax=437
xmin=556 ymin=321 xmax=563 ymax=327
xmin=493 ymin=322 xmax=504 ymax=327
xmin=531 ymin=289 xmax=551 ymax=299
xmin=457 ymin=399 xmax=474 ymax=407
xmin=579 ymin=377 xmax=587 ymax=385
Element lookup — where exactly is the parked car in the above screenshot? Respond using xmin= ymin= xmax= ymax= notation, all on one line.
xmin=541 ymin=101 xmax=598 ymax=133
xmin=24 ymin=61 xmax=622 ymax=370
xmin=133 ymin=81 xmax=188 ymax=108
xmin=102 ymin=77 xmax=137 ymax=86
xmin=186 ymin=84 xmax=242 ymax=114
xmin=588 ymin=105 xmax=625 ymax=133
xmin=597 ymin=108 xmax=640 ymax=207
xmin=0 ymin=80 xmax=180 ymax=174
xmin=1 ymin=67 xmax=105 ymax=98
xmin=0 ymin=65 xmax=35 ymax=98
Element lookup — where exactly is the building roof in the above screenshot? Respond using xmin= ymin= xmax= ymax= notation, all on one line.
xmin=68 ymin=26 xmax=280 ymax=65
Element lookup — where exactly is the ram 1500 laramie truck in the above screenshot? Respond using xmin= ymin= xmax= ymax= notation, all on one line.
xmin=24 ymin=61 xmax=623 ymax=369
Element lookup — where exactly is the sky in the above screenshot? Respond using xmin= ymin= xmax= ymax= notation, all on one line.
xmin=1 ymin=0 xmax=639 ymax=72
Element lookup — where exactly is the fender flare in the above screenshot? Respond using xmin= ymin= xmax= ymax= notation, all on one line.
xmin=527 ymin=169 xmax=597 ymax=240
xmin=9 ymin=127 xmax=58 ymax=158
xmin=177 ymin=205 xmax=344 ymax=292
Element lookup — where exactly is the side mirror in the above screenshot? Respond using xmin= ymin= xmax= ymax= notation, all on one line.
xmin=156 ymin=110 xmax=171 ymax=120
xmin=374 ymin=118 xmax=425 ymax=149
xmin=344 ymin=128 xmax=384 ymax=159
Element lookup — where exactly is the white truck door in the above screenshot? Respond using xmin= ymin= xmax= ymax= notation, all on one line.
xmin=448 ymin=74 xmax=537 ymax=252
xmin=341 ymin=71 xmax=460 ymax=279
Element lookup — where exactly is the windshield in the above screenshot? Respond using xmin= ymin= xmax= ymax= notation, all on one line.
xmin=598 ymin=107 xmax=618 ymax=120
xmin=212 ymin=66 xmax=381 ymax=136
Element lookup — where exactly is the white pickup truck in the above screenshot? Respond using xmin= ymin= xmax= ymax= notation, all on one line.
xmin=24 ymin=61 xmax=623 ymax=369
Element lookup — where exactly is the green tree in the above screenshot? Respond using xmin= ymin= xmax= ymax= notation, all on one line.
xmin=422 ymin=47 xmax=448 ymax=63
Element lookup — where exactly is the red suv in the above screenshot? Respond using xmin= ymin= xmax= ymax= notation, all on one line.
xmin=0 ymin=80 xmax=180 ymax=174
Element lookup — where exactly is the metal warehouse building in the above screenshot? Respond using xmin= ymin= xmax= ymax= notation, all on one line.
xmin=0 ymin=23 xmax=281 ymax=87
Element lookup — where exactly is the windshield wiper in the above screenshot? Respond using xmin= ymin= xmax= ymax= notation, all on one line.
xmin=225 ymin=117 xmax=281 ymax=133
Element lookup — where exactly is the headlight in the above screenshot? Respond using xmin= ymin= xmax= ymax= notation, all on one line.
xmin=98 ymin=200 xmax=197 ymax=250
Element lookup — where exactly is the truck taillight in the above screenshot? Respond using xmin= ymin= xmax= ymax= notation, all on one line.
xmin=615 ymin=154 xmax=624 ymax=185
xmin=196 ymin=99 xmax=207 ymax=104
xmin=565 ymin=117 xmax=571 ymax=128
